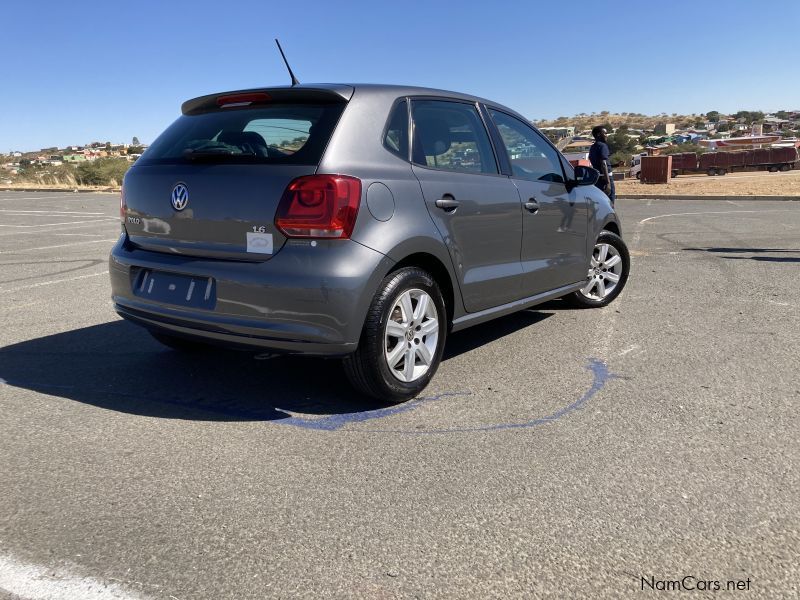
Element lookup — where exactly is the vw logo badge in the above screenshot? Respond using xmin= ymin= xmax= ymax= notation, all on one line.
xmin=171 ymin=183 xmax=189 ymax=211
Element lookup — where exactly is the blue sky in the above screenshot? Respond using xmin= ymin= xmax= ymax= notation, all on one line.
xmin=2 ymin=0 xmax=798 ymax=152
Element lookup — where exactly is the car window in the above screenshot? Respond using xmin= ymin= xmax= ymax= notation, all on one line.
xmin=489 ymin=109 xmax=565 ymax=183
xmin=411 ymin=100 xmax=498 ymax=174
xmin=243 ymin=118 xmax=311 ymax=154
xmin=139 ymin=103 xmax=344 ymax=166
xmin=383 ymin=100 xmax=409 ymax=159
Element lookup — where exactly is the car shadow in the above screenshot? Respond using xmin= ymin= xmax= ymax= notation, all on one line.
xmin=684 ymin=247 xmax=800 ymax=263
xmin=0 ymin=309 xmax=554 ymax=422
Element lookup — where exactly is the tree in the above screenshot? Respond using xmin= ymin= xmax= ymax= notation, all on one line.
xmin=717 ymin=123 xmax=730 ymax=132
xmin=734 ymin=110 xmax=764 ymax=123
xmin=132 ymin=136 xmax=140 ymax=146
xmin=661 ymin=143 xmax=706 ymax=155
xmin=706 ymin=111 xmax=720 ymax=123
xmin=775 ymin=111 xmax=788 ymax=120
xmin=606 ymin=128 xmax=640 ymax=169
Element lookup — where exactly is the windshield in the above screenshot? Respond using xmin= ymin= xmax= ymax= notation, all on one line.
xmin=138 ymin=103 xmax=345 ymax=166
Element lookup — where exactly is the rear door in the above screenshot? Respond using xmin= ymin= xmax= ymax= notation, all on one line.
xmin=410 ymin=99 xmax=524 ymax=312
xmin=485 ymin=108 xmax=590 ymax=294
xmin=122 ymin=96 xmax=346 ymax=261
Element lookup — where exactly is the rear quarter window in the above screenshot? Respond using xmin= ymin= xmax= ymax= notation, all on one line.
xmin=139 ymin=103 xmax=345 ymax=166
xmin=383 ymin=100 xmax=409 ymax=160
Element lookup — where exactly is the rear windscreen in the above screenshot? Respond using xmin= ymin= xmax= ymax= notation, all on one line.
xmin=138 ymin=103 xmax=345 ymax=166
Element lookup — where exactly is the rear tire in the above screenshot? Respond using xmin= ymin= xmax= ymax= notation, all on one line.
xmin=769 ymin=165 xmax=779 ymax=172
xmin=564 ymin=231 xmax=630 ymax=308
xmin=707 ymin=168 xmax=717 ymax=176
xmin=343 ymin=267 xmax=447 ymax=402
xmin=780 ymin=164 xmax=790 ymax=172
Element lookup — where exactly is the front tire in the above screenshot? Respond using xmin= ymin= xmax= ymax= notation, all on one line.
xmin=565 ymin=231 xmax=630 ymax=308
xmin=343 ymin=268 xmax=447 ymax=402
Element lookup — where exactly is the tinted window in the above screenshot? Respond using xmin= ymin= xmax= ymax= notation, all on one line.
xmin=412 ymin=100 xmax=498 ymax=174
xmin=489 ymin=109 xmax=565 ymax=183
xmin=139 ymin=103 xmax=345 ymax=166
xmin=384 ymin=100 xmax=409 ymax=159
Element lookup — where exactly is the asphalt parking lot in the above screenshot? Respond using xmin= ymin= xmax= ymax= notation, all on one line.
xmin=0 ymin=191 xmax=798 ymax=599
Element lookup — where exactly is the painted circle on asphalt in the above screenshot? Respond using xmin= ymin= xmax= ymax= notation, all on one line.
xmin=274 ymin=359 xmax=617 ymax=434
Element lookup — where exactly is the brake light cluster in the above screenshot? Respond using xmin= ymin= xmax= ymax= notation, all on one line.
xmin=216 ymin=92 xmax=271 ymax=108
xmin=120 ymin=186 xmax=126 ymax=223
xmin=275 ymin=175 xmax=361 ymax=239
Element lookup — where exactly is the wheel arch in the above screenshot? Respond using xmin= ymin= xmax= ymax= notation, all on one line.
xmin=389 ymin=252 xmax=456 ymax=327
xmin=602 ymin=220 xmax=620 ymax=236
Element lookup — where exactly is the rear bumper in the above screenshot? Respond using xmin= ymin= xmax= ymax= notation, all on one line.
xmin=109 ymin=234 xmax=394 ymax=355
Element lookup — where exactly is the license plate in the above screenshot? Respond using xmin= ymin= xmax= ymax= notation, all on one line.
xmin=133 ymin=270 xmax=216 ymax=310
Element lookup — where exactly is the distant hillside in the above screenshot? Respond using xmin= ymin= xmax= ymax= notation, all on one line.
xmin=535 ymin=112 xmax=707 ymax=132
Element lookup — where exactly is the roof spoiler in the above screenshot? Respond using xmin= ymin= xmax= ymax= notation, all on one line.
xmin=181 ymin=85 xmax=355 ymax=115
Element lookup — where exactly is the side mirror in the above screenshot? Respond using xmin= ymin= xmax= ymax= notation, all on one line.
xmin=567 ymin=165 xmax=600 ymax=191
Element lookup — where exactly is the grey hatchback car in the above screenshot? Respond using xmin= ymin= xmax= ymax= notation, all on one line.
xmin=110 ymin=84 xmax=629 ymax=401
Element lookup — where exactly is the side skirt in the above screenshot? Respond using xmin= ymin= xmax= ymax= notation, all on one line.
xmin=450 ymin=281 xmax=584 ymax=333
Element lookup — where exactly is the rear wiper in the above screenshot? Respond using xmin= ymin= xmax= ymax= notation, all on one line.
xmin=182 ymin=148 xmax=258 ymax=162
xmin=183 ymin=148 xmax=234 ymax=157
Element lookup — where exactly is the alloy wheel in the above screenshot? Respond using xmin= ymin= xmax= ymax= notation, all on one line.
xmin=580 ymin=243 xmax=623 ymax=301
xmin=384 ymin=288 xmax=439 ymax=382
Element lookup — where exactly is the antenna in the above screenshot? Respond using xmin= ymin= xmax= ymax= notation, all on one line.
xmin=275 ymin=39 xmax=300 ymax=86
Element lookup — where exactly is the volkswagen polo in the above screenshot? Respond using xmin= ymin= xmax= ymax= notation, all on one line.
xmin=110 ymin=84 xmax=629 ymax=401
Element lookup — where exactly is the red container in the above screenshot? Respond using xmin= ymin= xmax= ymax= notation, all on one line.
xmin=640 ymin=155 xmax=672 ymax=183
xmin=751 ymin=148 xmax=770 ymax=165
xmin=671 ymin=152 xmax=698 ymax=170
xmin=699 ymin=151 xmax=745 ymax=169
xmin=769 ymin=147 xmax=798 ymax=163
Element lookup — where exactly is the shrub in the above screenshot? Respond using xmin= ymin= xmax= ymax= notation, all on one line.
xmin=75 ymin=157 xmax=130 ymax=186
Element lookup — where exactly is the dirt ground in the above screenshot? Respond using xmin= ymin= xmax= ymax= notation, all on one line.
xmin=616 ymin=167 xmax=800 ymax=196
xmin=0 ymin=183 xmax=117 ymax=192
xmin=3 ymin=169 xmax=800 ymax=197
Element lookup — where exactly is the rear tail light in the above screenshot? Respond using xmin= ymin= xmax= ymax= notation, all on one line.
xmin=120 ymin=186 xmax=126 ymax=223
xmin=275 ymin=175 xmax=361 ymax=239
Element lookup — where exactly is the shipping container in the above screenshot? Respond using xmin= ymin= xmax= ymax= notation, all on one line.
xmin=669 ymin=152 xmax=699 ymax=176
xmin=630 ymin=146 xmax=798 ymax=179
xmin=768 ymin=147 xmax=798 ymax=169
xmin=697 ymin=147 xmax=798 ymax=175
xmin=640 ymin=155 xmax=672 ymax=184
xmin=670 ymin=153 xmax=697 ymax=170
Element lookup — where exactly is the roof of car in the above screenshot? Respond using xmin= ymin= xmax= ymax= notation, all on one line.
xmin=181 ymin=83 xmax=520 ymax=118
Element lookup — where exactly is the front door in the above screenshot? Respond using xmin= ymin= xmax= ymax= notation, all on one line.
xmin=487 ymin=109 xmax=590 ymax=295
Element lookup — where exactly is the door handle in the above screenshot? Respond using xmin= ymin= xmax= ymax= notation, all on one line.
xmin=435 ymin=197 xmax=459 ymax=211
xmin=524 ymin=199 xmax=539 ymax=213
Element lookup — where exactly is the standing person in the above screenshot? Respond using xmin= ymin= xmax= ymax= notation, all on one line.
xmin=589 ymin=125 xmax=615 ymax=206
